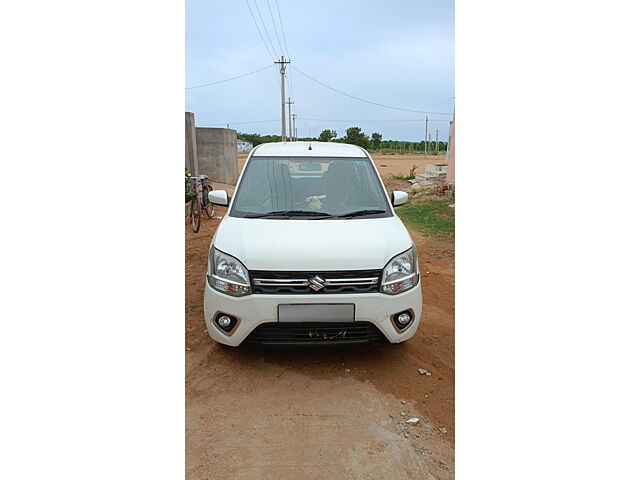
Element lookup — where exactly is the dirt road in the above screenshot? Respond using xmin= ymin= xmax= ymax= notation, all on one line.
xmin=186 ymin=212 xmax=454 ymax=477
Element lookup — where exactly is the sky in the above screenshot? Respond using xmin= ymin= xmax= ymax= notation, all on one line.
xmin=186 ymin=0 xmax=454 ymax=142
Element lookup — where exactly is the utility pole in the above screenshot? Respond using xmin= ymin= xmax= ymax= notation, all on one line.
xmin=424 ymin=116 xmax=429 ymax=156
xmin=292 ymin=113 xmax=297 ymax=141
xmin=274 ymin=56 xmax=290 ymax=141
xmin=285 ymin=97 xmax=294 ymax=141
xmin=436 ymin=130 xmax=439 ymax=154
xmin=428 ymin=133 xmax=431 ymax=153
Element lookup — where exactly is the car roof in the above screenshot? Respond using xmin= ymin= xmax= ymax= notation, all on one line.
xmin=251 ymin=141 xmax=368 ymax=158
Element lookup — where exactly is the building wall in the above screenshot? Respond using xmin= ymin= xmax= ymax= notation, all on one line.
xmin=195 ymin=127 xmax=239 ymax=185
xmin=237 ymin=140 xmax=253 ymax=153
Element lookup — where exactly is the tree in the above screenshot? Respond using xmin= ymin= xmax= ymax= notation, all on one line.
xmin=318 ymin=129 xmax=337 ymax=142
xmin=371 ymin=132 xmax=382 ymax=149
xmin=344 ymin=126 xmax=370 ymax=149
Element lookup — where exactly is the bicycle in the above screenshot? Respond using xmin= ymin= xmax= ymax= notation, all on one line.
xmin=186 ymin=174 xmax=217 ymax=232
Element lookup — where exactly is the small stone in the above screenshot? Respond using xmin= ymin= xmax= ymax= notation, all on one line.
xmin=418 ymin=368 xmax=432 ymax=376
xmin=400 ymin=411 xmax=407 ymax=417
xmin=185 ymin=347 xmax=191 ymax=351
xmin=345 ymin=369 xmax=350 ymax=373
xmin=424 ymin=394 xmax=429 ymax=399
xmin=406 ymin=417 xmax=420 ymax=426
xmin=400 ymin=400 xmax=407 ymax=405
xmin=438 ymin=427 xmax=447 ymax=434
xmin=415 ymin=434 xmax=420 ymax=438
xmin=403 ymin=432 xmax=409 ymax=438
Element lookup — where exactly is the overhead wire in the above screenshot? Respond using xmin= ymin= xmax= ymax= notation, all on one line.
xmin=244 ymin=0 xmax=276 ymax=60
xmin=293 ymin=66 xmax=453 ymax=115
xmin=253 ymin=0 xmax=279 ymax=59
xmin=266 ymin=0 xmax=284 ymax=55
xmin=202 ymin=119 xmax=280 ymax=127
xmin=185 ymin=65 xmax=273 ymax=90
xmin=274 ymin=0 xmax=291 ymax=60
xmin=297 ymin=117 xmax=452 ymax=123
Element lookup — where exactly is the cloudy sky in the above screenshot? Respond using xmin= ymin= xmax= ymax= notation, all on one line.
xmin=186 ymin=0 xmax=454 ymax=141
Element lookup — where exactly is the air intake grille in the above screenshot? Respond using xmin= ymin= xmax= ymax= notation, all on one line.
xmin=249 ymin=269 xmax=381 ymax=295
xmin=243 ymin=322 xmax=387 ymax=345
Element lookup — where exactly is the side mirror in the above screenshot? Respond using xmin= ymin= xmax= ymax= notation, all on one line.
xmin=208 ymin=190 xmax=229 ymax=206
xmin=391 ymin=190 xmax=408 ymax=207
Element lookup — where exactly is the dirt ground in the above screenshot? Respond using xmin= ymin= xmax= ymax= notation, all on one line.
xmin=237 ymin=151 xmax=446 ymax=179
xmin=185 ymin=164 xmax=454 ymax=479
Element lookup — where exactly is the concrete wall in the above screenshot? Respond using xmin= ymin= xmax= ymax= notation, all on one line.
xmin=195 ymin=127 xmax=238 ymax=185
xmin=446 ymin=114 xmax=455 ymax=184
xmin=185 ymin=112 xmax=198 ymax=175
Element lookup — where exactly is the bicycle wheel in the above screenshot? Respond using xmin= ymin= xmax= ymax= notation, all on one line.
xmin=203 ymin=185 xmax=215 ymax=219
xmin=190 ymin=197 xmax=201 ymax=233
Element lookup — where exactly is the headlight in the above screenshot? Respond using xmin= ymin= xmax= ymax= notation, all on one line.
xmin=380 ymin=246 xmax=419 ymax=295
xmin=208 ymin=248 xmax=251 ymax=296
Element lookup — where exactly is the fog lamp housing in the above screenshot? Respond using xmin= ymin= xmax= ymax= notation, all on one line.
xmin=392 ymin=310 xmax=414 ymax=330
xmin=214 ymin=313 xmax=237 ymax=333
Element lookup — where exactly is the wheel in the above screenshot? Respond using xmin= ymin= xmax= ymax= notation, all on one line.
xmin=203 ymin=185 xmax=215 ymax=219
xmin=190 ymin=197 xmax=201 ymax=233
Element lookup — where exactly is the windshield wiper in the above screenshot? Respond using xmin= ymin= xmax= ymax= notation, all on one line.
xmin=332 ymin=209 xmax=387 ymax=218
xmin=243 ymin=210 xmax=333 ymax=218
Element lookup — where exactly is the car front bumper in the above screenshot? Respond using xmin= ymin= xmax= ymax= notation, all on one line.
xmin=203 ymin=277 xmax=423 ymax=346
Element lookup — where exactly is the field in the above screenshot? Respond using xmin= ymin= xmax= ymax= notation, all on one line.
xmin=237 ymin=151 xmax=446 ymax=179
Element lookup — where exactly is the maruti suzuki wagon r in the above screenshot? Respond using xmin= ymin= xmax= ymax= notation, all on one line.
xmin=204 ymin=141 xmax=422 ymax=346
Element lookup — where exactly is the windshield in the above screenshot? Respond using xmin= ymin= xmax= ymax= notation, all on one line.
xmin=229 ymin=156 xmax=392 ymax=219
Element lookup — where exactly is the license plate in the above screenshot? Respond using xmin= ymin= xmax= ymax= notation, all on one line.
xmin=278 ymin=304 xmax=355 ymax=323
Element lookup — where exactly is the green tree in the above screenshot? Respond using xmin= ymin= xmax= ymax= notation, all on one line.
xmin=318 ymin=129 xmax=337 ymax=142
xmin=371 ymin=132 xmax=382 ymax=149
xmin=344 ymin=126 xmax=371 ymax=149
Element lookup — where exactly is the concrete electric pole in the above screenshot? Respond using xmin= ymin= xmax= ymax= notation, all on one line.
xmin=286 ymin=97 xmax=294 ymax=141
xmin=274 ymin=56 xmax=290 ymax=141
xmin=436 ymin=129 xmax=439 ymax=154
xmin=424 ymin=116 xmax=429 ymax=156
xmin=292 ymin=113 xmax=297 ymax=141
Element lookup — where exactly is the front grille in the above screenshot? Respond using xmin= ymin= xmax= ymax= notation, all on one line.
xmin=243 ymin=322 xmax=387 ymax=345
xmin=249 ymin=269 xmax=381 ymax=295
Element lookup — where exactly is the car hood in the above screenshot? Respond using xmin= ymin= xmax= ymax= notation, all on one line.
xmin=212 ymin=215 xmax=413 ymax=271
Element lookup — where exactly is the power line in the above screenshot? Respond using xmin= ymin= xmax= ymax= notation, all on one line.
xmin=293 ymin=66 xmax=453 ymax=115
xmin=274 ymin=0 xmax=291 ymax=59
xmin=244 ymin=0 xmax=275 ymax=60
xmin=203 ymin=119 xmax=280 ymax=127
xmin=185 ymin=65 xmax=272 ymax=90
xmin=266 ymin=0 xmax=284 ymax=55
xmin=297 ymin=117 xmax=452 ymax=123
xmin=253 ymin=0 xmax=278 ymax=59
xmin=274 ymin=0 xmax=294 ymax=113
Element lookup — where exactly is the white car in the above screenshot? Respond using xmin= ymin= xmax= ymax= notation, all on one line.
xmin=204 ymin=141 xmax=422 ymax=346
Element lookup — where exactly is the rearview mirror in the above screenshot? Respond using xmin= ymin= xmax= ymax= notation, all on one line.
xmin=208 ymin=190 xmax=229 ymax=206
xmin=391 ymin=190 xmax=408 ymax=207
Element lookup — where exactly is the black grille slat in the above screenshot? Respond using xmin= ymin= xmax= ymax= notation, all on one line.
xmin=250 ymin=269 xmax=381 ymax=295
xmin=244 ymin=322 xmax=387 ymax=345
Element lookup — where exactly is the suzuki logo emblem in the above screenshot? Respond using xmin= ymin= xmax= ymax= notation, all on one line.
xmin=307 ymin=275 xmax=326 ymax=291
